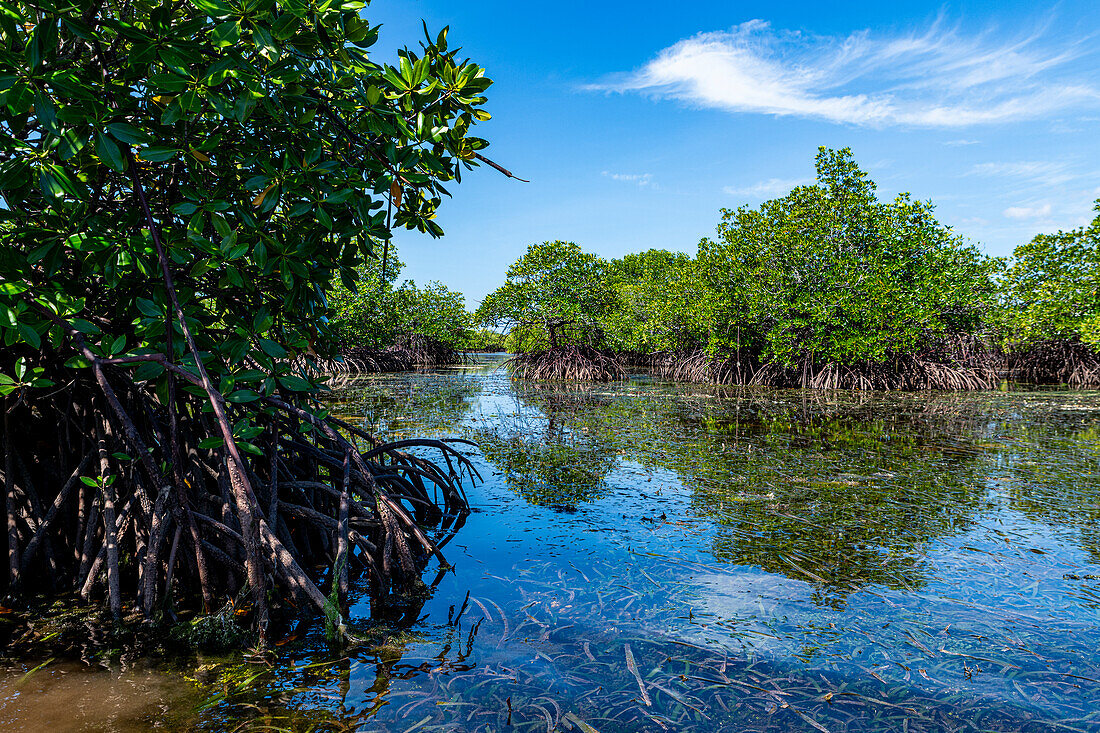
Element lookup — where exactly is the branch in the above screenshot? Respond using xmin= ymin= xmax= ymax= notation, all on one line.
xmin=474 ymin=153 xmax=529 ymax=183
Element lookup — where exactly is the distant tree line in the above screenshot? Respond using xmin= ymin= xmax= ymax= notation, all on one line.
xmin=477 ymin=148 xmax=1100 ymax=388
xmin=328 ymin=246 xmax=505 ymax=364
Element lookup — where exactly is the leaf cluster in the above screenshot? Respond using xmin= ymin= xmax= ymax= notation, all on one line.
xmin=0 ymin=0 xmax=491 ymax=403
xmin=477 ymin=241 xmax=614 ymax=349
xmin=996 ymin=200 xmax=1100 ymax=348
xmin=327 ymin=246 xmax=472 ymax=350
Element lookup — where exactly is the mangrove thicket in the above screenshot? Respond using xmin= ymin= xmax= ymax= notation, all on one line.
xmin=481 ymin=148 xmax=1099 ymax=388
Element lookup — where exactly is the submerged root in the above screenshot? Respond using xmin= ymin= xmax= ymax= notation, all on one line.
xmin=0 ymin=351 xmax=478 ymax=643
xmin=507 ymin=345 xmax=626 ymax=382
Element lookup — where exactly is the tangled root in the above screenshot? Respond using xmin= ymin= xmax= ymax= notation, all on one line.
xmin=508 ymin=345 xmax=626 ymax=382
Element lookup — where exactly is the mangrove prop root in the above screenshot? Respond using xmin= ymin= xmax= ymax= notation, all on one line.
xmin=0 ymin=352 xmax=476 ymax=640
xmin=630 ymin=341 xmax=999 ymax=391
xmin=0 ymin=163 xmax=475 ymax=638
xmin=1006 ymin=338 xmax=1100 ymax=387
xmin=508 ymin=346 xmax=626 ymax=383
xmin=511 ymin=341 xmax=999 ymax=390
xmin=299 ymin=335 xmax=465 ymax=381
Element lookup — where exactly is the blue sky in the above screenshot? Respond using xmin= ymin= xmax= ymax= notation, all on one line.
xmin=369 ymin=1 xmax=1100 ymax=306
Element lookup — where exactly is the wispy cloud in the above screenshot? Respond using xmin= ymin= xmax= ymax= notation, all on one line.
xmin=944 ymin=139 xmax=980 ymax=146
xmin=602 ymin=171 xmax=655 ymax=187
xmin=723 ymin=177 xmax=811 ymax=198
xmin=591 ymin=18 xmax=1099 ymax=127
xmin=1004 ymin=203 xmax=1053 ymax=219
xmin=967 ymin=161 xmax=1074 ymax=185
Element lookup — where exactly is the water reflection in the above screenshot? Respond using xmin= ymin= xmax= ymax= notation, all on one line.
xmin=480 ymin=383 xmax=996 ymax=603
xmin=472 ymin=390 xmax=621 ymax=508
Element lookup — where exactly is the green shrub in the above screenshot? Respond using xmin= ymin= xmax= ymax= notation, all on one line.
xmin=697 ymin=147 xmax=998 ymax=366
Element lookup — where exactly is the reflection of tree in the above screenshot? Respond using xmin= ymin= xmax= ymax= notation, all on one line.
xmin=996 ymin=413 xmax=1100 ymax=564
xmin=499 ymin=386 xmax=993 ymax=605
xmin=694 ymin=415 xmax=987 ymax=608
xmin=472 ymin=389 xmax=619 ymax=508
xmin=327 ymin=372 xmax=483 ymax=438
xmin=334 ymin=369 xmax=1100 ymax=609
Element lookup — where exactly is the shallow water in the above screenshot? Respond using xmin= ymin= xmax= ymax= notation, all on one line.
xmin=7 ymin=355 xmax=1100 ymax=731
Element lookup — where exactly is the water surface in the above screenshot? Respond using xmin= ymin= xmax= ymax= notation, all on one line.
xmin=7 ymin=355 xmax=1100 ymax=732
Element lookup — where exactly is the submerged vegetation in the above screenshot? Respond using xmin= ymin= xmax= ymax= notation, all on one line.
xmin=482 ymin=149 xmax=1100 ymax=388
xmin=153 ymin=359 xmax=1098 ymax=733
xmin=0 ymin=0 xmax=497 ymax=639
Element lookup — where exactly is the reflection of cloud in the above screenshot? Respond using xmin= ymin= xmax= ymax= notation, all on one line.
xmin=723 ymin=177 xmax=811 ymax=198
xmin=602 ymin=171 xmax=655 ymax=187
xmin=1004 ymin=203 xmax=1053 ymax=219
xmin=592 ymin=19 xmax=1100 ymax=127
xmin=688 ymin=572 xmax=812 ymax=653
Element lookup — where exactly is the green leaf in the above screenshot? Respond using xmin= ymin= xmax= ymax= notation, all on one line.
xmin=95 ymin=130 xmax=127 ymax=172
xmin=257 ymin=338 xmax=287 ymax=358
xmin=106 ymin=122 xmax=151 ymax=145
xmin=71 ymin=319 xmax=100 ymax=335
xmin=236 ymin=441 xmax=264 ymax=456
xmin=135 ymin=298 xmax=161 ymax=318
xmin=18 ymin=322 xmax=41 ymax=348
xmin=0 ymin=282 xmax=27 ymax=296
xmin=138 ymin=146 xmax=180 ymax=162
xmin=277 ymin=375 xmax=313 ymax=392
xmin=197 ymin=436 xmax=225 ymax=450
xmin=226 ymin=389 xmax=260 ymax=403
xmin=133 ymin=362 xmax=165 ymax=381
xmin=57 ymin=129 xmax=88 ymax=160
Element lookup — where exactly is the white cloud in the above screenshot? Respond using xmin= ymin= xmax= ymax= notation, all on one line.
xmin=967 ymin=161 xmax=1074 ymax=185
xmin=602 ymin=171 xmax=655 ymax=187
xmin=723 ymin=177 xmax=811 ymax=198
xmin=944 ymin=139 xmax=980 ymax=146
xmin=1003 ymin=203 xmax=1053 ymax=219
xmin=592 ymin=19 xmax=1100 ymax=127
